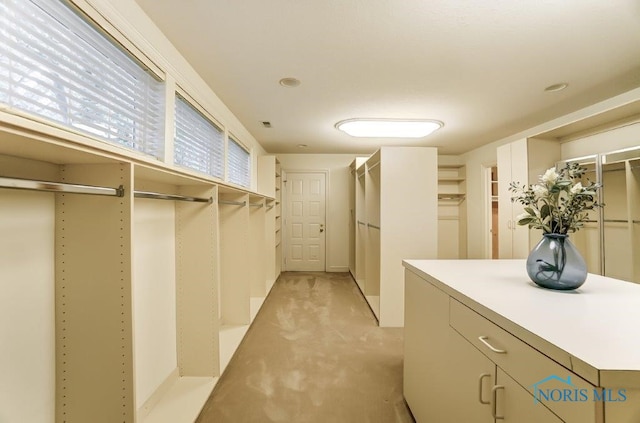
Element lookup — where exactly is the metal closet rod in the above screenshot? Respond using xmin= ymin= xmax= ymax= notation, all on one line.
xmin=0 ymin=176 xmax=124 ymax=197
xmin=218 ymin=199 xmax=247 ymax=207
xmin=357 ymin=220 xmax=366 ymax=226
xmin=134 ymin=190 xmax=212 ymax=203
xmin=585 ymin=219 xmax=632 ymax=223
xmin=249 ymin=202 xmax=264 ymax=208
xmin=367 ymin=223 xmax=381 ymax=230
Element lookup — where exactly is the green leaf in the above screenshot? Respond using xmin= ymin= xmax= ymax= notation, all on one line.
xmin=540 ymin=204 xmax=550 ymax=219
xmin=517 ymin=217 xmax=535 ymax=225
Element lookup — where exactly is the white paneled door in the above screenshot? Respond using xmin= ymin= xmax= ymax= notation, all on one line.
xmin=284 ymin=172 xmax=326 ymax=271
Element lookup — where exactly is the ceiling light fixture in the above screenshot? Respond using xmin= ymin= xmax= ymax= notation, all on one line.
xmin=279 ymin=77 xmax=301 ymax=88
xmin=544 ymin=83 xmax=568 ymax=92
xmin=335 ymin=118 xmax=443 ymax=138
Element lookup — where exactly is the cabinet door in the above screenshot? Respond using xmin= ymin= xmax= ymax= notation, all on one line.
xmin=497 ymin=140 xmax=530 ymax=258
xmin=445 ymin=328 xmax=496 ymax=423
xmin=404 ymin=270 xmax=450 ymax=422
xmin=404 ymin=270 xmax=494 ymax=423
xmin=496 ymin=369 xmax=564 ymax=423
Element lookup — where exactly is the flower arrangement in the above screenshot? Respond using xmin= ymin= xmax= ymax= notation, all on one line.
xmin=509 ymin=162 xmax=603 ymax=235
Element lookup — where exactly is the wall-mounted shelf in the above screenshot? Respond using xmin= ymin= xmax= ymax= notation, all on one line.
xmin=438 ymin=193 xmax=466 ymax=201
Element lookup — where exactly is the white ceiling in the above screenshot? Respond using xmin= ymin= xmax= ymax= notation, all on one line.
xmin=133 ymin=0 xmax=640 ymax=155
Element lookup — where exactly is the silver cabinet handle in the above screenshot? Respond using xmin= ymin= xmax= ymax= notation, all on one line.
xmin=492 ymin=385 xmax=505 ymax=419
xmin=478 ymin=336 xmax=507 ymax=354
xmin=478 ymin=373 xmax=491 ymax=405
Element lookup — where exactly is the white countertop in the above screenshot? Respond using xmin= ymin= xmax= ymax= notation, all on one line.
xmin=403 ymin=259 xmax=640 ymax=387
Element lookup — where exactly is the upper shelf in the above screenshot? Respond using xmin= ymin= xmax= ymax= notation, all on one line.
xmin=0 ymin=119 xmax=272 ymax=201
xmin=438 ymin=177 xmax=465 ymax=182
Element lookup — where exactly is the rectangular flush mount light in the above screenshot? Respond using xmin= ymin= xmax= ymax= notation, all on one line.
xmin=336 ymin=118 xmax=443 ymax=138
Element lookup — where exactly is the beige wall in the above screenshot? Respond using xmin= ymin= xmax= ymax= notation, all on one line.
xmin=277 ymin=154 xmax=358 ymax=272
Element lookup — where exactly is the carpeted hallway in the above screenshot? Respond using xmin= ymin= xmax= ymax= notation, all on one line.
xmin=196 ymin=272 xmax=415 ymax=423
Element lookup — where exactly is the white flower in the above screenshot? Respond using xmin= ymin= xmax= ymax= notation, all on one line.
xmin=540 ymin=168 xmax=559 ymax=185
xmin=570 ymin=182 xmax=583 ymax=194
xmin=532 ymin=184 xmax=548 ymax=198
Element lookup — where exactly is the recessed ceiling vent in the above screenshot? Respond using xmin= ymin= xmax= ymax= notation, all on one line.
xmin=261 ymin=121 xmax=272 ymax=128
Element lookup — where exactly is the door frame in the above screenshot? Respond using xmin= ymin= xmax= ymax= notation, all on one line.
xmin=482 ymin=163 xmax=497 ymax=259
xmin=281 ymin=169 xmax=330 ymax=272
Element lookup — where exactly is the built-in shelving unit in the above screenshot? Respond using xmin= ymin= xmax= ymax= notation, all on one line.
xmin=364 ymin=150 xmax=381 ymax=319
xmin=351 ymin=146 xmax=438 ymax=327
xmin=348 ymin=157 xmax=367 ymax=287
xmin=275 ymin=159 xmax=283 ymax=278
xmin=354 ymin=161 xmax=367 ymax=293
xmin=437 ymin=161 xmax=467 ymax=259
xmin=0 ymin=124 xmax=277 ymax=423
xmin=258 ymin=155 xmax=282 ymax=289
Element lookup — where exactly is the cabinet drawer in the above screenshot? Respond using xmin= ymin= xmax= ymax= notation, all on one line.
xmin=450 ymin=298 xmax=601 ymax=423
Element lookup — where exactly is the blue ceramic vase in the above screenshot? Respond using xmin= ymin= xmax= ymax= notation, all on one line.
xmin=526 ymin=234 xmax=587 ymax=290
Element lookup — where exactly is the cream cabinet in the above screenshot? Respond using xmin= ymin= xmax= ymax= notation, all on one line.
xmin=356 ymin=146 xmax=438 ymax=327
xmin=497 ymin=138 xmax=560 ymax=258
xmin=405 ymin=269 xmax=569 ymax=423
xmin=404 ymin=259 xmax=640 ymax=423
xmin=405 ymin=270 xmax=494 ymax=422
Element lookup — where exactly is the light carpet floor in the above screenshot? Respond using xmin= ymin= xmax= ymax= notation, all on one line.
xmin=196 ymin=271 xmax=415 ymax=423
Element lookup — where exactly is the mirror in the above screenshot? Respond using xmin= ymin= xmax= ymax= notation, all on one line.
xmin=562 ymin=146 xmax=640 ymax=283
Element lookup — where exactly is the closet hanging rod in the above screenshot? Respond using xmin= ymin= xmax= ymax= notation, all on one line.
xmin=267 ymin=205 xmax=275 ymax=210
xmin=584 ymin=219 xmax=630 ymax=223
xmin=367 ymin=223 xmax=381 ymax=230
xmin=601 ymin=167 xmax=626 ymax=173
xmin=357 ymin=220 xmax=366 ymax=226
xmin=249 ymin=202 xmax=264 ymax=208
xmin=134 ymin=190 xmax=212 ymax=203
xmin=218 ymin=200 xmax=247 ymax=207
xmin=0 ymin=176 xmax=124 ymax=197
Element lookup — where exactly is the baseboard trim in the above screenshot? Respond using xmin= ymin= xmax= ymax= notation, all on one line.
xmin=327 ymin=265 xmax=349 ymax=272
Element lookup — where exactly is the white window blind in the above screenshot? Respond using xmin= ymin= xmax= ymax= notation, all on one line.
xmin=174 ymin=94 xmax=224 ymax=178
xmin=0 ymin=0 xmax=165 ymax=158
xmin=227 ymin=137 xmax=251 ymax=188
